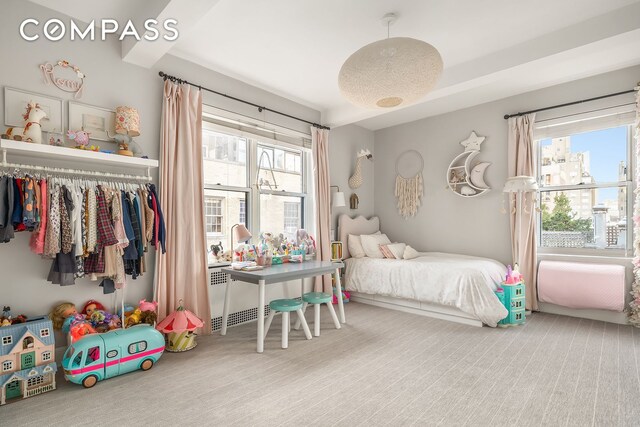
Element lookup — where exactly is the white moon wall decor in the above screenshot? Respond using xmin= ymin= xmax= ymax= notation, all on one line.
xmin=446 ymin=131 xmax=492 ymax=198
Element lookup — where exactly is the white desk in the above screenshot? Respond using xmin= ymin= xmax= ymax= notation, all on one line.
xmin=220 ymin=260 xmax=345 ymax=353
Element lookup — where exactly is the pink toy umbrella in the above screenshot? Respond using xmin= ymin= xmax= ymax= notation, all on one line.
xmin=156 ymin=300 xmax=204 ymax=352
xmin=156 ymin=300 xmax=203 ymax=333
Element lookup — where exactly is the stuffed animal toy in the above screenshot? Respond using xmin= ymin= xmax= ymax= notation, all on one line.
xmin=138 ymin=299 xmax=158 ymax=312
xmin=218 ymin=250 xmax=233 ymax=262
xmin=140 ymin=310 xmax=157 ymax=326
xmin=296 ymin=229 xmax=316 ymax=254
xmin=210 ymin=241 xmax=224 ymax=257
xmin=3 ymin=101 xmax=48 ymax=143
xmin=126 ymin=308 xmax=142 ymax=327
xmin=67 ymin=130 xmax=91 ymax=149
xmin=70 ymin=322 xmax=97 ymax=342
xmin=273 ymin=233 xmax=285 ymax=254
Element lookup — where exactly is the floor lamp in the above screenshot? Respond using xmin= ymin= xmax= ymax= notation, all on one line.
xmin=503 ymin=176 xmax=538 ymax=268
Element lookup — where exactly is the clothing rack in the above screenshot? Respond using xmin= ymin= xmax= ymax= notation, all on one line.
xmin=158 ymin=71 xmax=331 ymax=131
xmin=0 ymin=161 xmax=152 ymax=182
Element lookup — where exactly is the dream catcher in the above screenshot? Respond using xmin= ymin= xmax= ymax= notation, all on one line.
xmin=395 ymin=150 xmax=424 ymax=219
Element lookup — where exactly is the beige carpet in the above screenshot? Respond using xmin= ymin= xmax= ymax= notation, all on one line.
xmin=4 ymin=302 xmax=640 ymax=426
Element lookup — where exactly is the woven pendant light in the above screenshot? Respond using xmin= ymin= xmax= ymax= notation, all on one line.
xmin=338 ymin=13 xmax=443 ymax=109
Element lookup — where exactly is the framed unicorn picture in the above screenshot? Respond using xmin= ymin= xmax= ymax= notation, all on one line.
xmin=4 ymin=87 xmax=63 ymax=133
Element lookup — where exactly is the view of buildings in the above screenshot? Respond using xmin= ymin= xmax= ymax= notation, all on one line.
xmin=202 ymin=129 xmax=305 ymax=262
xmin=539 ymin=134 xmax=627 ymax=249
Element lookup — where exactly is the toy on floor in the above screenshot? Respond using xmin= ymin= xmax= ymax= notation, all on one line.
xmin=0 ymin=316 xmax=57 ymax=405
xmin=81 ymin=300 xmax=106 ymax=317
xmin=62 ymin=324 xmax=165 ymax=388
xmin=332 ymin=288 xmax=350 ymax=304
xmin=0 ymin=306 xmax=27 ymax=327
xmin=156 ymin=300 xmax=204 ymax=352
xmin=497 ymin=264 xmax=526 ymax=327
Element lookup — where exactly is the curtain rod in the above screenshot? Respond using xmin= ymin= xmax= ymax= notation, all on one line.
xmin=503 ymin=88 xmax=637 ymax=120
xmin=158 ymin=71 xmax=330 ymax=130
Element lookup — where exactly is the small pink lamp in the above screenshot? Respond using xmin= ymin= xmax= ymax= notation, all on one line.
xmin=231 ymin=223 xmax=252 ymax=251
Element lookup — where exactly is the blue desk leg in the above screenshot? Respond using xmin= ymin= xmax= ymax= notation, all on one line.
xmin=257 ymin=279 xmax=266 ymax=353
xmin=221 ymin=274 xmax=232 ymax=335
xmin=335 ymin=267 xmax=346 ymax=323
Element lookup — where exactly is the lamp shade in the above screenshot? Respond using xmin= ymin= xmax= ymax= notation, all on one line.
xmin=503 ymin=176 xmax=539 ymax=193
xmin=233 ymin=223 xmax=252 ymax=243
xmin=338 ymin=37 xmax=443 ymax=109
xmin=115 ymin=106 xmax=140 ymax=136
xmin=332 ymin=191 xmax=346 ymax=208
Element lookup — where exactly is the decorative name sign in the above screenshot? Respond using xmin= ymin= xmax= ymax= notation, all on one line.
xmin=40 ymin=60 xmax=85 ymax=98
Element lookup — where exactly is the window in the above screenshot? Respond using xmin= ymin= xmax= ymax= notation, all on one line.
xmin=27 ymin=375 xmax=45 ymax=388
xmin=2 ymin=360 xmax=13 ymax=371
xmin=128 ymin=341 xmax=147 ymax=354
xmin=22 ymin=337 xmax=34 ymax=350
xmin=87 ymin=346 xmax=100 ymax=363
xmin=106 ymin=350 xmax=118 ymax=358
xmin=239 ymin=200 xmax=246 ymax=225
xmin=72 ymin=351 xmax=83 ymax=369
xmin=261 ymin=195 xmax=303 ymax=242
xmin=202 ymin=129 xmax=247 ymax=187
xmin=537 ymin=124 xmax=632 ymax=254
xmin=2 ymin=336 xmax=12 ymax=345
xmin=202 ymin=122 xmax=310 ymax=263
xmin=42 ymin=351 xmax=52 ymax=362
xmin=40 ymin=328 xmax=50 ymax=338
xmin=283 ymin=202 xmax=301 ymax=235
xmin=205 ymin=198 xmax=223 ymax=234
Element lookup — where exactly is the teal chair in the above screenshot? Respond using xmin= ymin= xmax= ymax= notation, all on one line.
xmin=264 ymin=299 xmax=312 ymax=349
xmin=294 ymin=292 xmax=341 ymax=337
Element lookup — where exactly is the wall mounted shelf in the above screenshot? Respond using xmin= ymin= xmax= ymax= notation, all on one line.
xmin=1 ymin=138 xmax=158 ymax=171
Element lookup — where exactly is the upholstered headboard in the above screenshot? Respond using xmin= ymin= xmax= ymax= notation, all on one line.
xmin=338 ymin=214 xmax=380 ymax=259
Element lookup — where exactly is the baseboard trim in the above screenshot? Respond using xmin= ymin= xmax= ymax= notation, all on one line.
xmin=350 ymin=293 xmax=483 ymax=327
xmin=538 ymin=302 xmax=629 ymax=325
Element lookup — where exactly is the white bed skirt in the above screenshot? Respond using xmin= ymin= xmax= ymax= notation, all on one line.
xmin=349 ymin=292 xmax=484 ymax=327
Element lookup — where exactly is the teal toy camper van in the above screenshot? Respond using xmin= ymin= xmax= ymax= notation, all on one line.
xmin=62 ymin=324 xmax=164 ymax=388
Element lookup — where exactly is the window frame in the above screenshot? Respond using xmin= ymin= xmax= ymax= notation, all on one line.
xmin=204 ymin=197 xmax=224 ymax=236
xmin=2 ymin=360 xmax=13 ymax=371
xmin=202 ymin=120 xmax=310 ymax=266
xmin=535 ymin=123 xmax=634 ymax=257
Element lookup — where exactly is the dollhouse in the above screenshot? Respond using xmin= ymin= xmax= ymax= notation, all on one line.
xmin=0 ymin=316 xmax=57 ymax=405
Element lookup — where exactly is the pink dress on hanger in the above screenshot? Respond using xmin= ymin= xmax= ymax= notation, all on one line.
xmin=30 ymin=179 xmax=47 ymax=254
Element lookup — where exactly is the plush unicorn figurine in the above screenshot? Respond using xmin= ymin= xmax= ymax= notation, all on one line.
xmin=3 ymin=101 xmax=48 ymax=144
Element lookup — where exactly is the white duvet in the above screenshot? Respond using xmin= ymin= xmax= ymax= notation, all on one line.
xmin=345 ymin=252 xmax=509 ymax=327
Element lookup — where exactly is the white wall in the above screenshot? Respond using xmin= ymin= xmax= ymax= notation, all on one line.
xmin=374 ymin=65 xmax=640 ymax=266
xmin=0 ymin=0 xmax=320 ymax=321
xmin=328 ymin=124 xmax=375 ymax=234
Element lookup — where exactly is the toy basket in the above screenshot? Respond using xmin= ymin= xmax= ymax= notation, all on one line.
xmin=166 ymin=331 xmax=197 ymax=352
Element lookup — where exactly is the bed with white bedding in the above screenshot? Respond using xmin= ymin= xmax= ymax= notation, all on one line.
xmin=339 ymin=214 xmax=508 ymax=327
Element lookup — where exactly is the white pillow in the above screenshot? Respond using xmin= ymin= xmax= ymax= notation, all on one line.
xmin=348 ymin=231 xmax=380 ymax=259
xmin=361 ymin=233 xmax=391 ymax=258
xmin=403 ymin=245 xmax=420 ymax=260
xmin=384 ymin=243 xmax=407 ymax=259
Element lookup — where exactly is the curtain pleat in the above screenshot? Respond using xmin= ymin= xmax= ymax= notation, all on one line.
xmin=507 ymin=114 xmax=539 ymax=311
xmin=155 ymin=81 xmax=212 ymax=334
xmin=312 ymin=127 xmax=332 ymax=293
